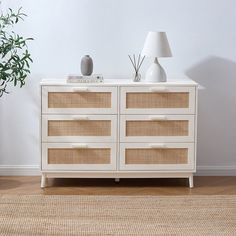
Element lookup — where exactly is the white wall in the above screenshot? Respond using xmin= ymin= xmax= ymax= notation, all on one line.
xmin=1 ymin=0 xmax=236 ymax=175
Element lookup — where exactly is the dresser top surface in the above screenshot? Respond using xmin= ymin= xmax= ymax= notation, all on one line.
xmin=40 ymin=76 xmax=198 ymax=86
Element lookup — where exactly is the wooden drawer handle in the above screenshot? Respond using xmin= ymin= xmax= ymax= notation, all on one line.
xmin=72 ymin=115 xmax=89 ymax=120
xmin=149 ymin=115 xmax=168 ymax=120
xmin=72 ymin=87 xmax=89 ymax=92
xmin=149 ymin=87 xmax=169 ymax=92
xmin=149 ymin=143 xmax=167 ymax=148
xmin=71 ymin=144 xmax=88 ymax=149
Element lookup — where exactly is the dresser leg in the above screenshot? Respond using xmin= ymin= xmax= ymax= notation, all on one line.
xmin=189 ymin=175 xmax=194 ymax=188
xmin=41 ymin=174 xmax=47 ymax=188
xmin=115 ymin=178 xmax=120 ymax=183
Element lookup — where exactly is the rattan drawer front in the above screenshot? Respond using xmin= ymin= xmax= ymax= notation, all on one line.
xmin=126 ymin=121 xmax=188 ymax=136
xmin=42 ymin=143 xmax=116 ymax=170
xmin=120 ymin=115 xmax=194 ymax=142
xmin=127 ymin=92 xmax=188 ymax=108
xmin=120 ymin=86 xmax=195 ymax=114
xmin=48 ymin=149 xmax=110 ymax=164
xmin=120 ymin=143 xmax=194 ymax=170
xmin=42 ymin=86 xmax=117 ymax=114
xmin=125 ymin=149 xmax=188 ymax=164
xmin=42 ymin=115 xmax=117 ymax=142
xmin=48 ymin=92 xmax=111 ymax=108
xmin=48 ymin=120 xmax=111 ymax=136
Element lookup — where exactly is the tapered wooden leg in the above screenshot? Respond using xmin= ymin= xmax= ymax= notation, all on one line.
xmin=189 ymin=175 xmax=194 ymax=188
xmin=115 ymin=178 xmax=120 ymax=183
xmin=41 ymin=174 xmax=47 ymax=188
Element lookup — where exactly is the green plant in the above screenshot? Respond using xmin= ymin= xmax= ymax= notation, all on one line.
xmin=0 ymin=7 xmax=33 ymax=97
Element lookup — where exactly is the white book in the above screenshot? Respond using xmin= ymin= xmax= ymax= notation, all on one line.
xmin=67 ymin=74 xmax=104 ymax=83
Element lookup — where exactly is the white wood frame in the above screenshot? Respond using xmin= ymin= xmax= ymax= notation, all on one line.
xmin=120 ymin=114 xmax=195 ymax=143
xmin=42 ymin=86 xmax=118 ymax=114
xmin=40 ymin=79 xmax=198 ymax=189
xmin=194 ymin=86 xmax=198 ymax=174
xmin=119 ymin=143 xmax=195 ymax=171
xmin=120 ymin=86 xmax=196 ymax=114
xmin=42 ymin=143 xmax=117 ymax=171
xmin=40 ymin=171 xmax=194 ymax=187
xmin=42 ymin=114 xmax=117 ymax=142
xmin=42 ymin=171 xmax=194 ymax=178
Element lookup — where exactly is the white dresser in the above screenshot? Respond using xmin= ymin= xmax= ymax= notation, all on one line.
xmin=40 ymin=78 xmax=198 ymax=188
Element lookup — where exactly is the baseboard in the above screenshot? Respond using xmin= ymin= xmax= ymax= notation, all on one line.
xmin=0 ymin=165 xmax=40 ymax=176
xmin=0 ymin=165 xmax=235 ymax=176
xmin=196 ymin=166 xmax=236 ymax=176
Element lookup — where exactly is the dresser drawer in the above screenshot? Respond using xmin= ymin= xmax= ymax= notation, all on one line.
xmin=120 ymin=86 xmax=195 ymax=114
xmin=120 ymin=143 xmax=194 ymax=171
xmin=42 ymin=115 xmax=117 ymax=142
xmin=42 ymin=143 xmax=116 ymax=170
xmin=42 ymin=86 xmax=117 ymax=114
xmin=120 ymin=115 xmax=194 ymax=142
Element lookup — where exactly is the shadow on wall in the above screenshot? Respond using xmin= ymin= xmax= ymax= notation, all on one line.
xmin=186 ymin=56 xmax=236 ymax=167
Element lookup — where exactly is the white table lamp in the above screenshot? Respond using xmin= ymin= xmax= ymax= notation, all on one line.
xmin=141 ymin=31 xmax=172 ymax=82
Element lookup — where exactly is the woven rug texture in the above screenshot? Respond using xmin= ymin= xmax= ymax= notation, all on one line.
xmin=0 ymin=195 xmax=236 ymax=235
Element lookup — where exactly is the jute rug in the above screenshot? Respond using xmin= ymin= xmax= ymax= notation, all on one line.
xmin=0 ymin=195 xmax=236 ymax=236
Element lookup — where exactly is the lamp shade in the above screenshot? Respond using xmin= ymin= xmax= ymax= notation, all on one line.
xmin=141 ymin=32 xmax=172 ymax=58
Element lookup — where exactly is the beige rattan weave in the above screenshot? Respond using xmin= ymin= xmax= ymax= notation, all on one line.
xmin=126 ymin=120 xmax=188 ymax=136
xmin=48 ymin=148 xmax=110 ymax=164
xmin=48 ymin=120 xmax=111 ymax=136
xmin=126 ymin=92 xmax=189 ymax=108
xmin=125 ymin=148 xmax=188 ymax=164
xmin=48 ymin=92 xmax=111 ymax=108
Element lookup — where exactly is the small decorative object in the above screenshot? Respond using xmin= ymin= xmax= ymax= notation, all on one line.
xmin=141 ymin=31 xmax=172 ymax=82
xmin=128 ymin=54 xmax=145 ymax=82
xmin=81 ymin=55 xmax=93 ymax=76
xmin=67 ymin=74 xmax=103 ymax=83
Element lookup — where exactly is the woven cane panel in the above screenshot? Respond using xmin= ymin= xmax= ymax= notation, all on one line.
xmin=48 ymin=148 xmax=110 ymax=164
xmin=126 ymin=120 xmax=188 ymax=136
xmin=48 ymin=120 xmax=111 ymax=136
xmin=48 ymin=92 xmax=111 ymax=108
xmin=126 ymin=92 xmax=189 ymax=109
xmin=125 ymin=148 xmax=188 ymax=164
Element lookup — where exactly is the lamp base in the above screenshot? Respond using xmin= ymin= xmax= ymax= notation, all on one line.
xmin=145 ymin=58 xmax=167 ymax=82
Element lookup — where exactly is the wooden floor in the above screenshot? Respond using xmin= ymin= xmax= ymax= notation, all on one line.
xmin=0 ymin=176 xmax=236 ymax=195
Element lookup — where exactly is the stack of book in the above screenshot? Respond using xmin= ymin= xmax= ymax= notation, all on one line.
xmin=67 ymin=74 xmax=104 ymax=83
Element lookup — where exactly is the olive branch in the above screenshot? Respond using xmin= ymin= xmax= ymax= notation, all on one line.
xmin=0 ymin=6 xmax=33 ymax=97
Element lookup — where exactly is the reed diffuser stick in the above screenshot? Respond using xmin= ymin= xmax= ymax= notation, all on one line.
xmin=133 ymin=54 xmax=137 ymax=73
xmin=128 ymin=54 xmax=145 ymax=73
xmin=128 ymin=54 xmax=145 ymax=82
xmin=137 ymin=55 xmax=145 ymax=72
xmin=128 ymin=55 xmax=136 ymax=71
xmin=137 ymin=54 xmax=140 ymax=71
